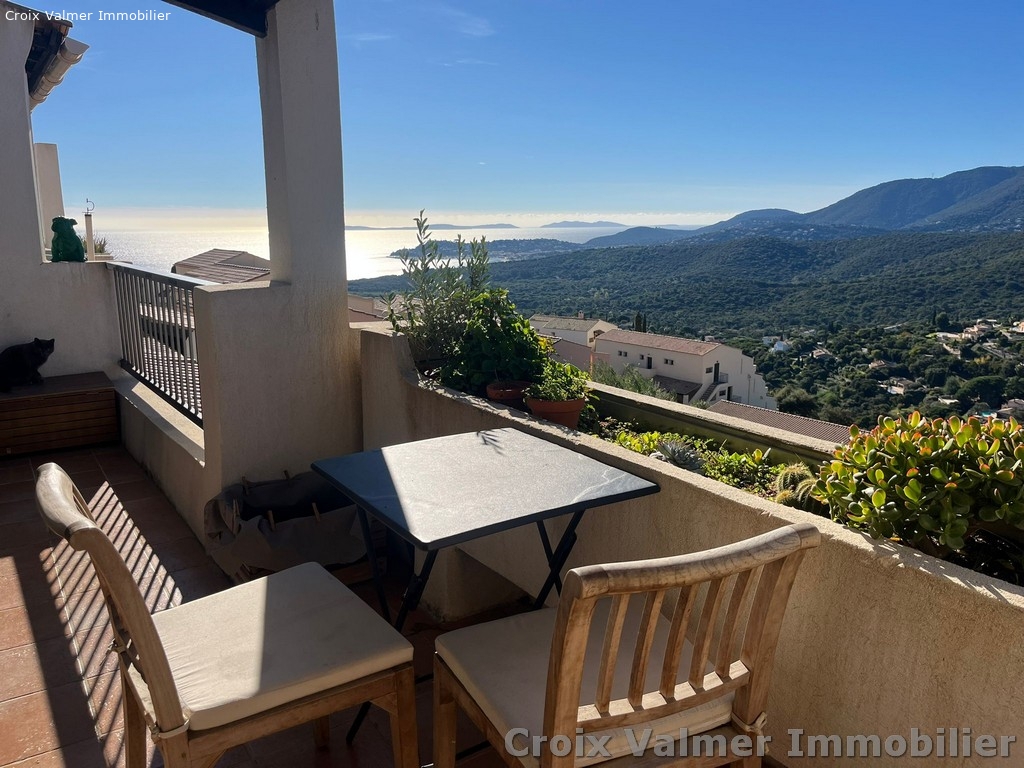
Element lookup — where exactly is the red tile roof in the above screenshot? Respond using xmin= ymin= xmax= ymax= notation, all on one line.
xmin=172 ymin=249 xmax=270 ymax=284
xmin=708 ymin=400 xmax=851 ymax=445
xmin=597 ymin=329 xmax=721 ymax=356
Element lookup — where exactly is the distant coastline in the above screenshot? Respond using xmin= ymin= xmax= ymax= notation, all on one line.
xmin=347 ymin=223 xmax=520 ymax=231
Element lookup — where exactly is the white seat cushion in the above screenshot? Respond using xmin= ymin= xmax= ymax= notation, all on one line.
xmin=436 ymin=600 xmax=733 ymax=768
xmin=139 ymin=562 xmax=412 ymax=731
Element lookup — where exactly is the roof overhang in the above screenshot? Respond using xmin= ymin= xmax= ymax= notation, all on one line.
xmin=160 ymin=0 xmax=282 ymax=37
xmin=10 ymin=2 xmax=89 ymax=110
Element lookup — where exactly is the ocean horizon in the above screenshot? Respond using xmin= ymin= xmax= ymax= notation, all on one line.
xmin=89 ymin=225 xmax=631 ymax=280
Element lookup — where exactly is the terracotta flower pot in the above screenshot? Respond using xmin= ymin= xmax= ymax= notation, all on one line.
xmin=486 ymin=380 xmax=531 ymax=411
xmin=525 ymin=397 xmax=586 ymax=429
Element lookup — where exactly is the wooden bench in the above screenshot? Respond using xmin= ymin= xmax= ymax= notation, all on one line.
xmin=0 ymin=372 xmax=119 ymax=456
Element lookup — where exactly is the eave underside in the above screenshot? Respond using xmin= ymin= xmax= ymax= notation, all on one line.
xmin=161 ymin=0 xmax=281 ymax=36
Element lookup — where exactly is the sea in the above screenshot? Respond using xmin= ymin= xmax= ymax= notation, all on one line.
xmin=96 ymin=225 xmax=631 ymax=281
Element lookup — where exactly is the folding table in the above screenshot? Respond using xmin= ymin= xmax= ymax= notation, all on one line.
xmin=312 ymin=427 xmax=660 ymax=739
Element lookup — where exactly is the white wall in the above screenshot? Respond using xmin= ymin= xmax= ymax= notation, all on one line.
xmin=33 ymin=143 xmax=65 ymax=249
xmin=193 ymin=0 xmax=361 ymax=493
xmin=596 ymin=336 xmax=714 ymax=388
xmin=596 ymin=335 xmax=775 ymax=408
xmin=0 ymin=8 xmax=43 ymax=262
xmin=0 ymin=7 xmax=121 ymax=376
xmin=361 ymin=328 xmax=1024 ymax=767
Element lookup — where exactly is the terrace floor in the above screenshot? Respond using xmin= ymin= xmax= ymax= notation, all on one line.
xmin=0 ymin=445 xmax=512 ymax=768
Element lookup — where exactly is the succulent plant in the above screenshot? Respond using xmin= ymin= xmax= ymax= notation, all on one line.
xmin=657 ymin=439 xmax=705 ymax=474
xmin=814 ymin=412 xmax=1024 ymax=554
xmin=773 ymin=463 xmax=826 ymax=514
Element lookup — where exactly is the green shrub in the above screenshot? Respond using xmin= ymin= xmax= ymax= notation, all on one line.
xmin=591 ymin=361 xmax=675 ymax=400
xmin=524 ymin=359 xmax=589 ymax=401
xmin=439 ymin=289 xmax=547 ymax=396
xmin=78 ymin=234 xmax=109 ymax=254
xmin=703 ymin=447 xmax=780 ymax=495
xmin=384 ymin=211 xmax=489 ymax=368
xmin=815 ymin=412 xmax=1024 ymax=555
xmin=614 ymin=429 xmax=684 ymax=455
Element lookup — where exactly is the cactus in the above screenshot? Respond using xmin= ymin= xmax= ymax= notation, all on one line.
xmin=773 ymin=463 xmax=826 ymax=515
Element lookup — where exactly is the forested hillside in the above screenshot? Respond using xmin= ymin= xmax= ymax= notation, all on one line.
xmin=352 ymin=231 xmax=1024 ymax=338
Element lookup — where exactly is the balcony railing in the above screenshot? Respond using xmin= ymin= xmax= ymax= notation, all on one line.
xmin=108 ymin=263 xmax=208 ymax=425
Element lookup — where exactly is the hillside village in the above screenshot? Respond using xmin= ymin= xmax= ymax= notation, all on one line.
xmin=529 ymin=314 xmax=776 ymax=409
xmin=748 ymin=317 xmax=1024 ymax=427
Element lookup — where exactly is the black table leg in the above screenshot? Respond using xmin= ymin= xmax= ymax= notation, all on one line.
xmin=535 ymin=520 xmax=563 ymax=594
xmin=346 ymin=548 xmax=439 ymax=744
xmin=357 ymin=507 xmax=390 ymax=624
xmin=394 ymin=549 xmax=438 ymax=632
xmin=533 ymin=509 xmax=585 ymax=609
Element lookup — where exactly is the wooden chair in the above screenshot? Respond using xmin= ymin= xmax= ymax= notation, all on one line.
xmin=434 ymin=523 xmax=820 ymax=768
xmin=35 ymin=462 xmax=419 ymax=768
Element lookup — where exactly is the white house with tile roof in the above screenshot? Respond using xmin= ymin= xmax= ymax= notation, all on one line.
xmin=594 ymin=329 xmax=775 ymax=408
xmin=529 ymin=315 xmax=618 ymax=348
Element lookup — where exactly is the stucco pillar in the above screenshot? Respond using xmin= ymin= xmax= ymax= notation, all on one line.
xmin=256 ymin=0 xmax=347 ymax=288
xmin=0 ymin=9 xmax=44 ymax=263
xmin=192 ymin=0 xmax=360 ymax=495
xmin=34 ymin=143 xmax=65 ymax=249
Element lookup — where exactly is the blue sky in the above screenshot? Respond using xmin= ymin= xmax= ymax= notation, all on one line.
xmin=26 ymin=0 xmax=1024 ymax=229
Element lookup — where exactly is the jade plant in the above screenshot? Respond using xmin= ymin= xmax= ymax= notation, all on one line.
xmin=814 ymin=412 xmax=1024 ymax=556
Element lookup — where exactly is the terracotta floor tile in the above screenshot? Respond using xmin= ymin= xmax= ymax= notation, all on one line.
xmin=0 ymin=634 xmax=82 ymax=700
xmin=0 ymin=518 xmax=50 ymax=549
xmin=29 ymin=450 xmax=101 ymax=474
xmin=73 ymin=624 xmax=119 ymax=680
xmin=4 ymin=737 xmax=113 ymax=768
xmin=93 ymin=454 xmax=147 ymax=483
xmin=163 ymin=562 xmax=231 ymax=605
xmin=0 ymin=541 xmax=53 ymax=580
xmin=0 ymin=462 xmax=34 ymax=487
xmin=84 ymin=671 xmax=122 ymax=736
xmin=106 ymin=479 xmax=163 ymax=504
xmin=56 ymin=469 xmax=107 ymax=496
xmin=149 ymin=536 xmax=209 ymax=573
xmin=0 ymin=602 xmax=70 ymax=652
xmin=56 ymin=587 xmax=109 ymax=634
xmin=0 ymin=567 xmax=60 ymax=613
xmin=0 ymin=498 xmax=42 ymax=527
xmin=0 ymin=481 xmax=37 ymax=504
xmin=0 ymin=682 xmax=97 ymax=764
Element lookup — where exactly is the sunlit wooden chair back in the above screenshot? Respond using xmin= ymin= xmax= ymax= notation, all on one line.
xmin=541 ymin=523 xmax=821 ymax=767
xmin=36 ymin=462 xmax=419 ymax=768
xmin=434 ymin=522 xmax=820 ymax=768
xmin=35 ymin=462 xmax=188 ymax=736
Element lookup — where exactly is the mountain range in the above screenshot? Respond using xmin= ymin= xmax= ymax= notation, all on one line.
xmin=353 ymin=165 xmax=1024 ymax=336
xmin=586 ymin=165 xmax=1024 ymax=247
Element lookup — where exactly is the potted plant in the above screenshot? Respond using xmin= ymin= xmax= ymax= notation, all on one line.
xmin=384 ymin=212 xmax=489 ymax=373
xmin=523 ymin=359 xmax=591 ymax=429
xmin=440 ymin=289 xmax=547 ymax=406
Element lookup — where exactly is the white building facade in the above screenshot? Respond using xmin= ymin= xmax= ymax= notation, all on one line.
xmin=529 ymin=315 xmax=618 ymax=348
xmin=594 ymin=329 xmax=776 ymax=409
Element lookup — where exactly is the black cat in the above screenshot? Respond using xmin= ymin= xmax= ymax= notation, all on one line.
xmin=0 ymin=338 xmax=55 ymax=392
